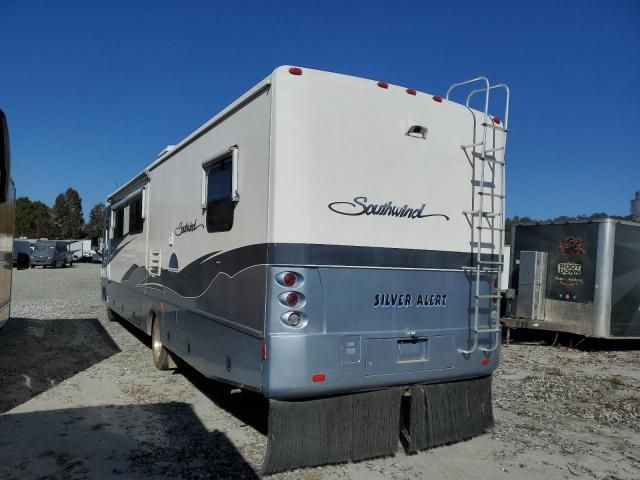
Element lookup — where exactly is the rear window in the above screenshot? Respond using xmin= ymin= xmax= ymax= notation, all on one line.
xmin=113 ymin=207 xmax=124 ymax=239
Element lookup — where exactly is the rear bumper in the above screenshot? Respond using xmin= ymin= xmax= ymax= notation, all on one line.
xmin=262 ymin=329 xmax=499 ymax=399
xmin=31 ymin=259 xmax=55 ymax=266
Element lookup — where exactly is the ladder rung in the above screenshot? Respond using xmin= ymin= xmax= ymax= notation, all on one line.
xmin=476 ymin=226 xmax=505 ymax=231
xmin=461 ymin=266 xmax=500 ymax=272
xmin=478 ymin=192 xmax=505 ymax=198
xmin=475 ymin=328 xmax=501 ymax=334
xmin=476 ymin=294 xmax=502 ymax=299
xmin=461 ymin=141 xmax=484 ymax=150
xmin=485 ymin=146 xmax=504 ymax=154
xmin=474 ymin=154 xmax=505 ymax=165
xmin=482 ymin=122 xmax=508 ymax=132
xmin=463 ymin=210 xmax=501 ymax=218
xmin=478 ymin=260 xmax=503 ymax=265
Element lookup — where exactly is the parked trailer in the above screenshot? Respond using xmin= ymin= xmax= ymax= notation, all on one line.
xmin=102 ymin=67 xmax=510 ymax=472
xmin=504 ymin=220 xmax=640 ymax=339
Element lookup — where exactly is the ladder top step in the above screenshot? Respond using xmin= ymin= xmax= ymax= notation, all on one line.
xmin=482 ymin=122 xmax=508 ymax=132
xmin=478 ymin=192 xmax=505 ymax=198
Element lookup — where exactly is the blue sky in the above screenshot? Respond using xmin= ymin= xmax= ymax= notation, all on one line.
xmin=1 ymin=0 xmax=638 ymax=219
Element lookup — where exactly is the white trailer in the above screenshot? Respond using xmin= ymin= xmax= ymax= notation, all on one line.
xmin=102 ymin=66 xmax=509 ymax=472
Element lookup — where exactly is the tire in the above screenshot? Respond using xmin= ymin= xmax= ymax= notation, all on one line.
xmin=106 ymin=307 xmax=119 ymax=322
xmin=30 ymin=265 xmax=35 ymax=269
xmin=151 ymin=318 xmax=170 ymax=370
xmin=63 ymin=260 xmax=67 ymax=268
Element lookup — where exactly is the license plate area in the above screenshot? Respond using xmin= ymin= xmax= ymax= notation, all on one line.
xmin=365 ymin=335 xmax=455 ymax=376
xmin=397 ymin=339 xmax=428 ymax=363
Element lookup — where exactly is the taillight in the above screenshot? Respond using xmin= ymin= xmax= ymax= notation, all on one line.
xmin=278 ymin=291 xmax=306 ymax=308
xmin=276 ymin=271 xmax=303 ymax=287
xmin=286 ymin=292 xmax=299 ymax=307
xmin=311 ymin=373 xmax=326 ymax=382
xmin=283 ymin=272 xmax=297 ymax=287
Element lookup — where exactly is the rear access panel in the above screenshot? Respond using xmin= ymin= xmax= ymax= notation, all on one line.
xmin=365 ymin=335 xmax=455 ymax=376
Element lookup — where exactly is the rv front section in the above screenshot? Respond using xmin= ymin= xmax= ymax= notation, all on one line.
xmin=103 ymin=67 xmax=506 ymax=400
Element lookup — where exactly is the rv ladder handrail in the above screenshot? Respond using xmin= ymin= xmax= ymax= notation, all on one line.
xmin=447 ymin=76 xmax=510 ymax=355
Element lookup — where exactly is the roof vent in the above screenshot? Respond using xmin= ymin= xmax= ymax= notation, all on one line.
xmin=157 ymin=145 xmax=176 ymax=158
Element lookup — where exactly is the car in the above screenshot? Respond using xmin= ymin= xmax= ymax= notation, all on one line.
xmin=31 ymin=240 xmax=71 ymax=268
xmin=12 ymin=239 xmax=31 ymax=268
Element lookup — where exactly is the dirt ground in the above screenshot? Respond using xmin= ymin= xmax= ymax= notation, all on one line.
xmin=0 ymin=264 xmax=638 ymax=479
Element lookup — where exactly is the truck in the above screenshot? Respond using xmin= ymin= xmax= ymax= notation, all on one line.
xmin=102 ymin=66 xmax=509 ymax=472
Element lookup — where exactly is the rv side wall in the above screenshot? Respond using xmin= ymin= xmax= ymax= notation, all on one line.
xmin=104 ymin=84 xmax=273 ymax=390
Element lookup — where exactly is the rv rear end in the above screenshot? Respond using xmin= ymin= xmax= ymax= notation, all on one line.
xmin=264 ymin=67 xmax=502 ymax=399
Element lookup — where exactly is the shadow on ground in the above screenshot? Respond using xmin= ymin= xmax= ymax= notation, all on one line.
xmin=0 ymin=317 xmax=121 ymax=413
xmin=113 ymin=315 xmax=270 ymax=436
xmin=0 ymin=402 xmax=259 ymax=480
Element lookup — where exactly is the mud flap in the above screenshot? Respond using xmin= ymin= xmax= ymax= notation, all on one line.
xmin=262 ymin=388 xmax=402 ymax=474
xmin=400 ymin=375 xmax=493 ymax=454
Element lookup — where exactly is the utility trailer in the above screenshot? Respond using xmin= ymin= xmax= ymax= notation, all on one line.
xmin=102 ymin=66 xmax=510 ymax=473
xmin=504 ymin=220 xmax=640 ymax=339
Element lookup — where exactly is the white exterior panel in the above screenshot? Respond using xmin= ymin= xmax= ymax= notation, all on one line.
xmin=269 ymin=67 xmax=505 ymax=255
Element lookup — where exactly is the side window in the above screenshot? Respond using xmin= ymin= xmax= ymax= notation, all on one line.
xmin=113 ymin=207 xmax=124 ymax=239
xmin=128 ymin=195 xmax=144 ymax=234
xmin=206 ymin=158 xmax=234 ymax=232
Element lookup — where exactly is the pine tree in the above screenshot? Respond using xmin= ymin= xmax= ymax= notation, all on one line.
xmin=51 ymin=188 xmax=84 ymax=238
xmin=85 ymin=202 xmax=106 ymax=238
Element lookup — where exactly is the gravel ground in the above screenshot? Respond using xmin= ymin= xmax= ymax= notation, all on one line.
xmin=0 ymin=264 xmax=638 ymax=479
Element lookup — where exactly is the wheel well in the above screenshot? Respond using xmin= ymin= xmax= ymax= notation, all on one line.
xmin=146 ymin=309 xmax=156 ymax=335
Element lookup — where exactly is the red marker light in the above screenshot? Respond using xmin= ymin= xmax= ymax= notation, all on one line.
xmin=492 ymin=116 xmax=501 ymax=124
xmin=481 ymin=357 xmax=490 ymax=366
xmin=312 ymin=373 xmax=326 ymax=382
xmin=432 ymin=95 xmax=443 ymax=103
xmin=406 ymin=88 xmax=417 ymax=96
xmin=288 ymin=67 xmax=303 ymax=75
xmin=261 ymin=343 xmax=267 ymax=360
xmin=377 ymin=81 xmax=389 ymax=89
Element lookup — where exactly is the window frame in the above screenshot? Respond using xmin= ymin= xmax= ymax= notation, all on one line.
xmin=127 ymin=194 xmax=144 ymax=235
xmin=201 ymin=146 xmax=239 ymax=233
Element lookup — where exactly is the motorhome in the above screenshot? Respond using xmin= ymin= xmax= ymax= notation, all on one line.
xmin=1 ymin=109 xmax=22 ymax=329
xmin=102 ymin=66 xmax=509 ymax=472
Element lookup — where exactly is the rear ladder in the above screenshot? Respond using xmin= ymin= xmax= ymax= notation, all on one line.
xmin=446 ymin=77 xmax=510 ymax=355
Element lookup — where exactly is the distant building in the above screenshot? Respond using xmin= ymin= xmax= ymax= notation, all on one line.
xmin=632 ymin=191 xmax=640 ymax=220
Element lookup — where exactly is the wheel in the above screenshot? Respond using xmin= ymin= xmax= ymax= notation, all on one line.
xmin=106 ymin=307 xmax=119 ymax=322
xmin=30 ymin=265 xmax=35 ymax=269
xmin=151 ymin=318 xmax=170 ymax=370
xmin=63 ymin=260 xmax=67 ymax=268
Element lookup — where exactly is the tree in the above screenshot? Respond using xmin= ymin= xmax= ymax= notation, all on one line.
xmin=15 ymin=197 xmax=55 ymax=238
xmin=85 ymin=202 xmax=106 ymax=238
xmin=52 ymin=188 xmax=84 ymax=238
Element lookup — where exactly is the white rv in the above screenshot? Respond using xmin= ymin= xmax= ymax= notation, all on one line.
xmin=103 ymin=66 xmax=509 ymax=472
